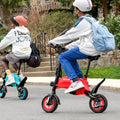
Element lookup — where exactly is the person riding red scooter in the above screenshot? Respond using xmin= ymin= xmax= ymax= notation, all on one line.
xmin=41 ymin=44 xmax=108 ymax=113
xmin=48 ymin=0 xmax=101 ymax=94
xmin=41 ymin=0 xmax=108 ymax=113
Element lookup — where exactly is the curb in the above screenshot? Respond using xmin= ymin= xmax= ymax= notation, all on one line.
xmin=26 ymin=77 xmax=120 ymax=91
xmin=0 ymin=77 xmax=120 ymax=91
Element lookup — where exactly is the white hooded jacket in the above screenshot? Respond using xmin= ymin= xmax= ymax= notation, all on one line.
xmin=48 ymin=16 xmax=101 ymax=56
xmin=0 ymin=26 xmax=31 ymax=57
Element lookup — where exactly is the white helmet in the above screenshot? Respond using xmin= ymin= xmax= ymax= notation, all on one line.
xmin=73 ymin=0 xmax=92 ymax=12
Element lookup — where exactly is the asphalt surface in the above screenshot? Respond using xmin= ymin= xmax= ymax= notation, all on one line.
xmin=0 ymin=85 xmax=120 ymax=120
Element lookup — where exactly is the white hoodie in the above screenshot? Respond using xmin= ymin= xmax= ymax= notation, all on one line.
xmin=48 ymin=18 xmax=101 ymax=56
xmin=0 ymin=26 xmax=31 ymax=57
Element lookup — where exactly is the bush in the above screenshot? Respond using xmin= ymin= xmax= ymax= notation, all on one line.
xmin=39 ymin=10 xmax=77 ymax=41
xmin=0 ymin=27 xmax=7 ymax=41
xmin=100 ymin=14 xmax=120 ymax=49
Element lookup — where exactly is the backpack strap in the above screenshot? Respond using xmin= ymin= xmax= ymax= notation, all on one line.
xmin=73 ymin=17 xmax=84 ymax=27
xmin=82 ymin=16 xmax=97 ymax=24
xmin=73 ymin=15 xmax=93 ymax=27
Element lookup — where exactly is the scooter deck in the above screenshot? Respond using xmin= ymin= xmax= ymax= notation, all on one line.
xmin=56 ymin=76 xmax=90 ymax=95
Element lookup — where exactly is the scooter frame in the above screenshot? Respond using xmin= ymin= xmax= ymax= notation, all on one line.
xmin=0 ymin=51 xmax=28 ymax=100
xmin=42 ymin=44 xmax=108 ymax=113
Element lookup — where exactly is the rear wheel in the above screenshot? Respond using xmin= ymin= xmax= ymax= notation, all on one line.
xmin=42 ymin=95 xmax=58 ymax=113
xmin=89 ymin=94 xmax=108 ymax=113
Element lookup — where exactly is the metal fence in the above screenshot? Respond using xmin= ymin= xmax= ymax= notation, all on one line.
xmin=22 ymin=32 xmax=47 ymax=72
xmin=32 ymin=32 xmax=56 ymax=71
xmin=32 ymin=32 xmax=47 ymax=56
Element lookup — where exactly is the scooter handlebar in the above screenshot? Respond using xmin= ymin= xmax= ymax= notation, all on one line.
xmin=0 ymin=51 xmax=9 ymax=55
xmin=48 ymin=43 xmax=66 ymax=54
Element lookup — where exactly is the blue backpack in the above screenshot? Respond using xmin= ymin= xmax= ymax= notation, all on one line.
xmin=83 ymin=16 xmax=115 ymax=53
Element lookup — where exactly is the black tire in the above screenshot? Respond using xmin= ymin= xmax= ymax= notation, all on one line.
xmin=18 ymin=87 xmax=28 ymax=100
xmin=0 ymin=86 xmax=6 ymax=98
xmin=42 ymin=95 xmax=58 ymax=113
xmin=89 ymin=94 xmax=108 ymax=113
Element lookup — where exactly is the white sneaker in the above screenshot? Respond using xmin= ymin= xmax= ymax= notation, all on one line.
xmin=65 ymin=81 xmax=84 ymax=94
xmin=6 ymin=76 xmax=15 ymax=86
xmin=19 ymin=74 xmax=25 ymax=82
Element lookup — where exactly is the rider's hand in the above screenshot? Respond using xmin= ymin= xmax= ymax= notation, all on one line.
xmin=65 ymin=47 xmax=69 ymax=51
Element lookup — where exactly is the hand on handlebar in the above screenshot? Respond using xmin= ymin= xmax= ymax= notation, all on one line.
xmin=0 ymin=50 xmax=9 ymax=55
xmin=65 ymin=47 xmax=69 ymax=51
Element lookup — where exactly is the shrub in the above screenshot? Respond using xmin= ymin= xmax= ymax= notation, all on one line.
xmin=100 ymin=14 xmax=120 ymax=49
xmin=0 ymin=27 xmax=7 ymax=41
xmin=39 ymin=10 xmax=77 ymax=41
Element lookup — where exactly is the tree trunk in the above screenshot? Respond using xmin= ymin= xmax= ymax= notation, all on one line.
xmin=103 ymin=0 xmax=108 ymax=21
xmin=116 ymin=1 xmax=120 ymax=16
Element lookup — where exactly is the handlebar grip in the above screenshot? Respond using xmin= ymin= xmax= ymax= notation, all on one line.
xmin=0 ymin=51 xmax=9 ymax=54
xmin=47 ymin=43 xmax=55 ymax=48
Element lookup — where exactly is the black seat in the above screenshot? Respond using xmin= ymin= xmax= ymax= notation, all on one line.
xmin=87 ymin=55 xmax=100 ymax=61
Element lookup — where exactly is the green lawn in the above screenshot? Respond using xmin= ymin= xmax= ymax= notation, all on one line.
xmin=62 ymin=66 xmax=120 ymax=79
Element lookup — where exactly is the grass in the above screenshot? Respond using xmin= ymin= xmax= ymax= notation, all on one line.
xmin=62 ymin=66 xmax=120 ymax=79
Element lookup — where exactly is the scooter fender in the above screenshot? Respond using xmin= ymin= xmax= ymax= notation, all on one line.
xmin=91 ymin=78 xmax=105 ymax=94
xmin=56 ymin=76 xmax=71 ymax=89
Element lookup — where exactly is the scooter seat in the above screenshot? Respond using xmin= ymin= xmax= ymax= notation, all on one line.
xmin=88 ymin=55 xmax=100 ymax=61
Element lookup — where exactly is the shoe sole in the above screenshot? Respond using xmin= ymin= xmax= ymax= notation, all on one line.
xmin=6 ymin=82 xmax=15 ymax=86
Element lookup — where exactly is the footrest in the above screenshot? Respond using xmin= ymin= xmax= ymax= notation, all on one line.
xmin=50 ymin=81 xmax=55 ymax=86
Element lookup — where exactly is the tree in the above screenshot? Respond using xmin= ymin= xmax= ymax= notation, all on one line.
xmin=55 ymin=0 xmax=74 ymax=8
xmin=91 ymin=0 xmax=111 ymax=21
xmin=0 ymin=0 xmax=25 ymax=28
xmin=55 ymin=0 xmax=118 ymax=21
xmin=115 ymin=0 xmax=120 ymax=16
xmin=39 ymin=10 xmax=77 ymax=40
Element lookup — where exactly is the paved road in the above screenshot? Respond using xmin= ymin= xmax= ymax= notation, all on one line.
xmin=0 ymin=85 xmax=120 ymax=120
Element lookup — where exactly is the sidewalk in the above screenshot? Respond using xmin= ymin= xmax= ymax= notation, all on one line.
xmin=27 ymin=77 xmax=120 ymax=89
xmin=0 ymin=77 xmax=120 ymax=89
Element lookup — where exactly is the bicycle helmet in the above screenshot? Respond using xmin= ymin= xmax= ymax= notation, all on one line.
xmin=73 ymin=0 xmax=92 ymax=12
xmin=11 ymin=16 xmax=27 ymax=27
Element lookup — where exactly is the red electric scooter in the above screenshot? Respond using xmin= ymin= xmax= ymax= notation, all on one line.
xmin=41 ymin=44 xmax=108 ymax=113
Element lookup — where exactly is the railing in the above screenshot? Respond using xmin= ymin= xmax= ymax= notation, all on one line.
xmin=22 ymin=32 xmax=47 ymax=72
xmin=49 ymin=47 xmax=55 ymax=71
xmin=32 ymin=32 xmax=57 ymax=71
xmin=23 ymin=29 xmax=69 ymax=72
xmin=49 ymin=29 xmax=68 ymax=71
xmin=32 ymin=32 xmax=47 ymax=56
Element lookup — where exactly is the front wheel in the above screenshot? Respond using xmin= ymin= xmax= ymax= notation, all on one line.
xmin=89 ymin=94 xmax=108 ymax=113
xmin=0 ymin=86 xmax=7 ymax=98
xmin=18 ymin=87 xmax=28 ymax=100
xmin=42 ymin=95 xmax=58 ymax=113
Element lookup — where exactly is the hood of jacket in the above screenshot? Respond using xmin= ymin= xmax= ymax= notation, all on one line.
xmin=14 ymin=26 xmax=29 ymax=34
